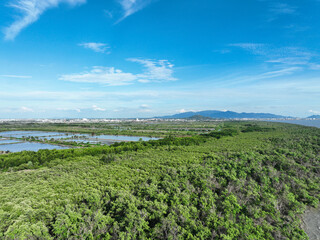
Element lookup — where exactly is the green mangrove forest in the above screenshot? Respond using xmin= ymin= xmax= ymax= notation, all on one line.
xmin=0 ymin=121 xmax=319 ymax=239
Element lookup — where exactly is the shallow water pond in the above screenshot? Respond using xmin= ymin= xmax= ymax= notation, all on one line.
xmin=0 ymin=131 xmax=160 ymax=152
xmin=0 ymin=142 xmax=69 ymax=153
xmin=0 ymin=139 xmax=22 ymax=145
xmin=0 ymin=131 xmax=64 ymax=138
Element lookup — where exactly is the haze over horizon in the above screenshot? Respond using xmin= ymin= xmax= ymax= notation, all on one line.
xmin=1 ymin=0 xmax=320 ymax=118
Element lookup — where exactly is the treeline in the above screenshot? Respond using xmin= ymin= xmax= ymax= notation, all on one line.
xmin=0 ymin=132 xmax=221 ymax=171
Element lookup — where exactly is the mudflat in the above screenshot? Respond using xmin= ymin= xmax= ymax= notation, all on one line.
xmin=303 ymin=208 xmax=320 ymax=240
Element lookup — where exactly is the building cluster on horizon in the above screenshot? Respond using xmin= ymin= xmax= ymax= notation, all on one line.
xmin=0 ymin=117 xmax=314 ymax=124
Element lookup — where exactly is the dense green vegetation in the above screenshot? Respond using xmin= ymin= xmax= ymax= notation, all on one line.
xmin=0 ymin=121 xmax=319 ymax=239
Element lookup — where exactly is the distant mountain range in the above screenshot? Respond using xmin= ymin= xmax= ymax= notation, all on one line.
xmin=158 ymin=110 xmax=293 ymax=119
xmin=308 ymin=115 xmax=320 ymax=119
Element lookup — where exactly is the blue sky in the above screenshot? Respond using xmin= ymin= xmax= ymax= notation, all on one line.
xmin=1 ymin=0 xmax=320 ymax=118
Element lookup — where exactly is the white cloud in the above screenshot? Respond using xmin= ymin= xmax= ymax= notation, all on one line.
xmin=104 ymin=10 xmax=113 ymax=18
xmin=59 ymin=66 xmax=138 ymax=86
xmin=268 ymin=47 xmax=314 ymax=65
xmin=229 ymin=43 xmax=266 ymax=55
xmin=128 ymin=58 xmax=177 ymax=82
xmin=92 ymin=105 xmax=106 ymax=111
xmin=117 ymin=0 xmax=153 ymax=22
xmin=139 ymin=104 xmax=151 ymax=112
xmin=213 ymin=49 xmax=231 ymax=54
xmin=229 ymin=44 xmax=318 ymax=69
xmin=57 ymin=107 xmax=81 ymax=112
xmin=0 ymin=90 xmax=178 ymax=101
xmin=79 ymin=42 xmax=110 ymax=53
xmin=20 ymin=106 xmax=34 ymax=112
xmin=1 ymin=77 xmax=320 ymax=118
xmin=140 ymin=104 xmax=149 ymax=109
xmin=178 ymin=109 xmax=196 ymax=113
xmin=4 ymin=0 xmax=86 ymax=40
xmin=265 ymin=3 xmax=297 ymax=22
xmin=215 ymin=67 xmax=303 ymax=87
xmin=137 ymin=79 xmax=151 ymax=83
xmin=266 ymin=57 xmax=310 ymax=65
xmin=309 ymin=110 xmax=320 ymax=114
xmin=0 ymin=74 xmax=32 ymax=78
xmin=229 ymin=43 xmax=266 ymax=53
xmin=310 ymin=64 xmax=320 ymax=70
xmin=60 ymin=58 xmax=177 ymax=85
xmin=259 ymin=67 xmax=302 ymax=79
xmin=270 ymin=3 xmax=296 ymax=15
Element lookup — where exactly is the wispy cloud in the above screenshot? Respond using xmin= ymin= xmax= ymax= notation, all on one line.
xmin=258 ymin=67 xmax=302 ymax=79
xmin=4 ymin=0 xmax=86 ymax=40
xmin=139 ymin=104 xmax=152 ymax=112
xmin=79 ymin=42 xmax=110 ymax=53
xmin=266 ymin=57 xmax=310 ymax=65
xmin=0 ymin=90 xmax=172 ymax=101
xmin=1 ymin=77 xmax=320 ymax=117
xmin=60 ymin=58 xmax=177 ymax=85
xmin=310 ymin=64 xmax=320 ymax=70
xmin=92 ymin=105 xmax=106 ymax=111
xmin=104 ymin=10 xmax=113 ymax=18
xmin=128 ymin=58 xmax=177 ymax=82
xmin=59 ymin=66 xmax=138 ymax=86
xmin=270 ymin=3 xmax=297 ymax=15
xmin=57 ymin=107 xmax=81 ymax=112
xmin=230 ymin=44 xmax=317 ymax=68
xmin=117 ymin=0 xmax=154 ymax=22
xmin=267 ymin=3 xmax=297 ymax=22
xmin=228 ymin=43 xmax=266 ymax=55
xmin=0 ymin=74 xmax=32 ymax=78
xmin=309 ymin=110 xmax=320 ymax=115
xmin=213 ymin=49 xmax=231 ymax=54
xmin=212 ymin=67 xmax=304 ymax=88
xmin=178 ymin=109 xmax=196 ymax=113
xmin=20 ymin=106 xmax=34 ymax=112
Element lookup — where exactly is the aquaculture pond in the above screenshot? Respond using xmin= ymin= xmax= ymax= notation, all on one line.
xmin=0 ymin=131 xmax=159 ymax=152
xmin=0 ymin=131 xmax=63 ymax=138
xmin=0 ymin=142 xmax=69 ymax=153
xmin=0 ymin=139 xmax=22 ymax=145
